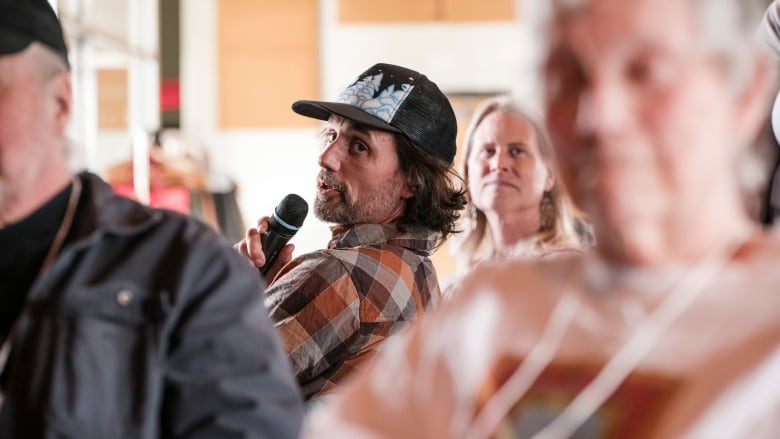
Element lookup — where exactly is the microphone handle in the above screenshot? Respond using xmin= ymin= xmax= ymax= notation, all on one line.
xmin=259 ymin=229 xmax=295 ymax=275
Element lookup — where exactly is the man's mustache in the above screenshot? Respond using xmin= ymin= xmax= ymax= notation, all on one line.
xmin=318 ymin=170 xmax=345 ymax=193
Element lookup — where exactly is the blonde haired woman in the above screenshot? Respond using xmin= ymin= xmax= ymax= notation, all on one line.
xmin=448 ymin=96 xmax=590 ymax=292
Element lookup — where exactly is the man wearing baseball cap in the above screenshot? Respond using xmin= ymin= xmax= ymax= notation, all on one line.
xmin=0 ymin=1 xmax=303 ymax=437
xmin=237 ymin=63 xmax=467 ymax=404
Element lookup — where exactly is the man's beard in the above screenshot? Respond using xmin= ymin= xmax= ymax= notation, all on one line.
xmin=313 ymin=170 xmax=405 ymax=225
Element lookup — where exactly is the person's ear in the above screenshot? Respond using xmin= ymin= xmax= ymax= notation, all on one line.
xmin=51 ymin=72 xmax=72 ymax=136
xmin=544 ymin=164 xmax=555 ymax=192
xmin=733 ymin=49 xmax=775 ymax=147
xmin=401 ymin=179 xmax=416 ymax=199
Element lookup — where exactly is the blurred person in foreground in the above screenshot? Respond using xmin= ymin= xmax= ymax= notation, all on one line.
xmin=304 ymin=0 xmax=780 ymax=437
xmin=760 ymin=0 xmax=780 ymax=223
xmin=0 ymin=1 xmax=303 ymax=437
xmin=446 ymin=96 xmax=589 ymax=298
xmin=235 ymin=63 xmax=466 ymax=403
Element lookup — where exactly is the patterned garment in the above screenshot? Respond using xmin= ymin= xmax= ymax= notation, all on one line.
xmin=265 ymin=223 xmax=442 ymax=400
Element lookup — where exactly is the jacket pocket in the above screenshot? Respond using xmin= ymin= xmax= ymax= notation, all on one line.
xmin=46 ymin=281 xmax=165 ymax=438
xmin=60 ymin=280 xmax=166 ymax=327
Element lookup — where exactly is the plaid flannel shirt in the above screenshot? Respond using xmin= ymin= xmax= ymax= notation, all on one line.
xmin=265 ymin=223 xmax=442 ymax=400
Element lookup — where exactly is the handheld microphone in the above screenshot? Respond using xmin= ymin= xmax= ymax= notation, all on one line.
xmin=260 ymin=194 xmax=309 ymax=275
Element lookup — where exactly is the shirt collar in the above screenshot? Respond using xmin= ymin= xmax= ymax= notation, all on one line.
xmin=328 ymin=223 xmax=440 ymax=255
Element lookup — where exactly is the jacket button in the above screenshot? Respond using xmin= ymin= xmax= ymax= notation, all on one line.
xmin=117 ymin=289 xmax=134 ymax=306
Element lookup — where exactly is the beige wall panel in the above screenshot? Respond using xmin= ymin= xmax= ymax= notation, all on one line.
xmin=219 ymin=0 xmax=319 ymax=128
xmin=339 ymin=0 xmax=515 ymax=23
xmin=442 ymin=0 xmax=516 ymax=21
xmin=339 ymin=0 xmax=438 ymax=23
xmin=220 ymin=53 xmax=319 ymax=128
xmin=97 ymin=68 xmax=128 ymax=130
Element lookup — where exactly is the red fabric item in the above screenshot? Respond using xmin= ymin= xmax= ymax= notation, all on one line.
xmin=113 ymin=182 xmax=191 ymax=215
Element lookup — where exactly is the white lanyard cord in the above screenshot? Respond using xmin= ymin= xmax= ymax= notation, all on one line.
xmin=464 ymin=292 xmax=582 ymax=439
xmin=532 ymin=245 xmax=739 ymax=439
xmin=465 ymin=239 xmax=742 ymax=439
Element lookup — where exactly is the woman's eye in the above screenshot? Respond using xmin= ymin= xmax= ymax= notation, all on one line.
xmin=478 ymin=148 xmax=495 ymax=159
xmin=510 ymin=147 xmax=525 ymax=157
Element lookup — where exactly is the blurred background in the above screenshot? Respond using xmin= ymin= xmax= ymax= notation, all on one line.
xmin=50 ymin=0 xmax=779 ymax=278
xmin=53 ymin=0 xmax=540 ymax=278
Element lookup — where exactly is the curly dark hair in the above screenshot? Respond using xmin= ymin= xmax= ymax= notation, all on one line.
xmin=394 ymin=133 xmax=467 ymax=244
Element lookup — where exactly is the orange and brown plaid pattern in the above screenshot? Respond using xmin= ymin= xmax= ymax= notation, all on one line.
xmin=265 ymin=223 xmax=442 ymax=400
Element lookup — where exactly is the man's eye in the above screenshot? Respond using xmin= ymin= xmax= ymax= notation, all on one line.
xmin=627 ymin=60 xmax=651 ymax=84
xmin=627 ymin=58 xmax=677 ymax=89
xmin=546 ymin=68 xmax=585 ymax=101
xmin=353 ymin=142 xmax=368 ymax=153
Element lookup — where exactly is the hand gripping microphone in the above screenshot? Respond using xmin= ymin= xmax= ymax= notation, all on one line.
xmin=260 ymin=194 xmax=309 ymax=275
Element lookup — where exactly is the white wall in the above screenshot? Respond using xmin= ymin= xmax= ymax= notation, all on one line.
xmin=207 ymin=129 xmax=333 ymax=251
xmin=318 ymin=0 xmax=533 ymax=98
xmin=65 ymin=0 xmax=159 ymax=179
xmin=180 ymin=0 xmax=332 ymax=250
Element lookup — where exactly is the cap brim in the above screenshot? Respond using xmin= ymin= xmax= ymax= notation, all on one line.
xmin=292 ymin=100 xmax=402 ymax=134
xmin=0 ymin=29 xmax=34 ymax=57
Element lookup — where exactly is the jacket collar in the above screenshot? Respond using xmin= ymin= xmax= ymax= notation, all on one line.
xmin=70 ymin=171 xmax=163 ymax=244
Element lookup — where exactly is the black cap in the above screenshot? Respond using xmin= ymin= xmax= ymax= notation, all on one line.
xmin=292 ymin=63 xmax=457 ymax=165
xmin=0 ymin=0 xmax=69 ymax=67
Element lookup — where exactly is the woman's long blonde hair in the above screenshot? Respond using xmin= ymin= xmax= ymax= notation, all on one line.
xmin=451 ymin=96 xmax=589 ymax=270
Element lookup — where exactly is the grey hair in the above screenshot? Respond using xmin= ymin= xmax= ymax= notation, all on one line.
xmin=692 ymin=0 xmax=767 ymax=87
xmin=27 ymin=42 xmax=69 ymax=83
xmin=530 ymin=0 xmax=775 ymax=222
xmin=532 ymin=0 xmax=768 ymax=88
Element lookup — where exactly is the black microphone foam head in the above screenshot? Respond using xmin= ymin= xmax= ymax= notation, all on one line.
xmin=275 ymin=194 xmax=309 ymax=229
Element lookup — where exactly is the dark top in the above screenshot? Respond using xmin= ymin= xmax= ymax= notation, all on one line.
xmin=0 ymin=173 xmax=303 ymax=438
xmin=0 ymin=183 xmax=73 ymax=343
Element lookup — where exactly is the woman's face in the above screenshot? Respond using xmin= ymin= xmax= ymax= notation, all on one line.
xmin=467 ymin=110 xmax=553 ymax=218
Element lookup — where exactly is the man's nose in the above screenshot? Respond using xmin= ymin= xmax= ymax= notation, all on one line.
xmin=318 ymin=139 xmax=342 ymax=172
xmin=575 ymin=76 xmax=629 ymax=139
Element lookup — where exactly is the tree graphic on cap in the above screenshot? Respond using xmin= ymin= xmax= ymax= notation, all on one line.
xmin=338 ymin=73 xmax=415 ymax=123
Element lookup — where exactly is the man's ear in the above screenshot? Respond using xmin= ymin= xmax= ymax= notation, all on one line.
xmin=51 ymin=72 xmax=72 ymax=136
xmin=401 ymin=177 xmax=416 ymax=200
xmin=734 ymin=49 xmax=775 ymax=146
